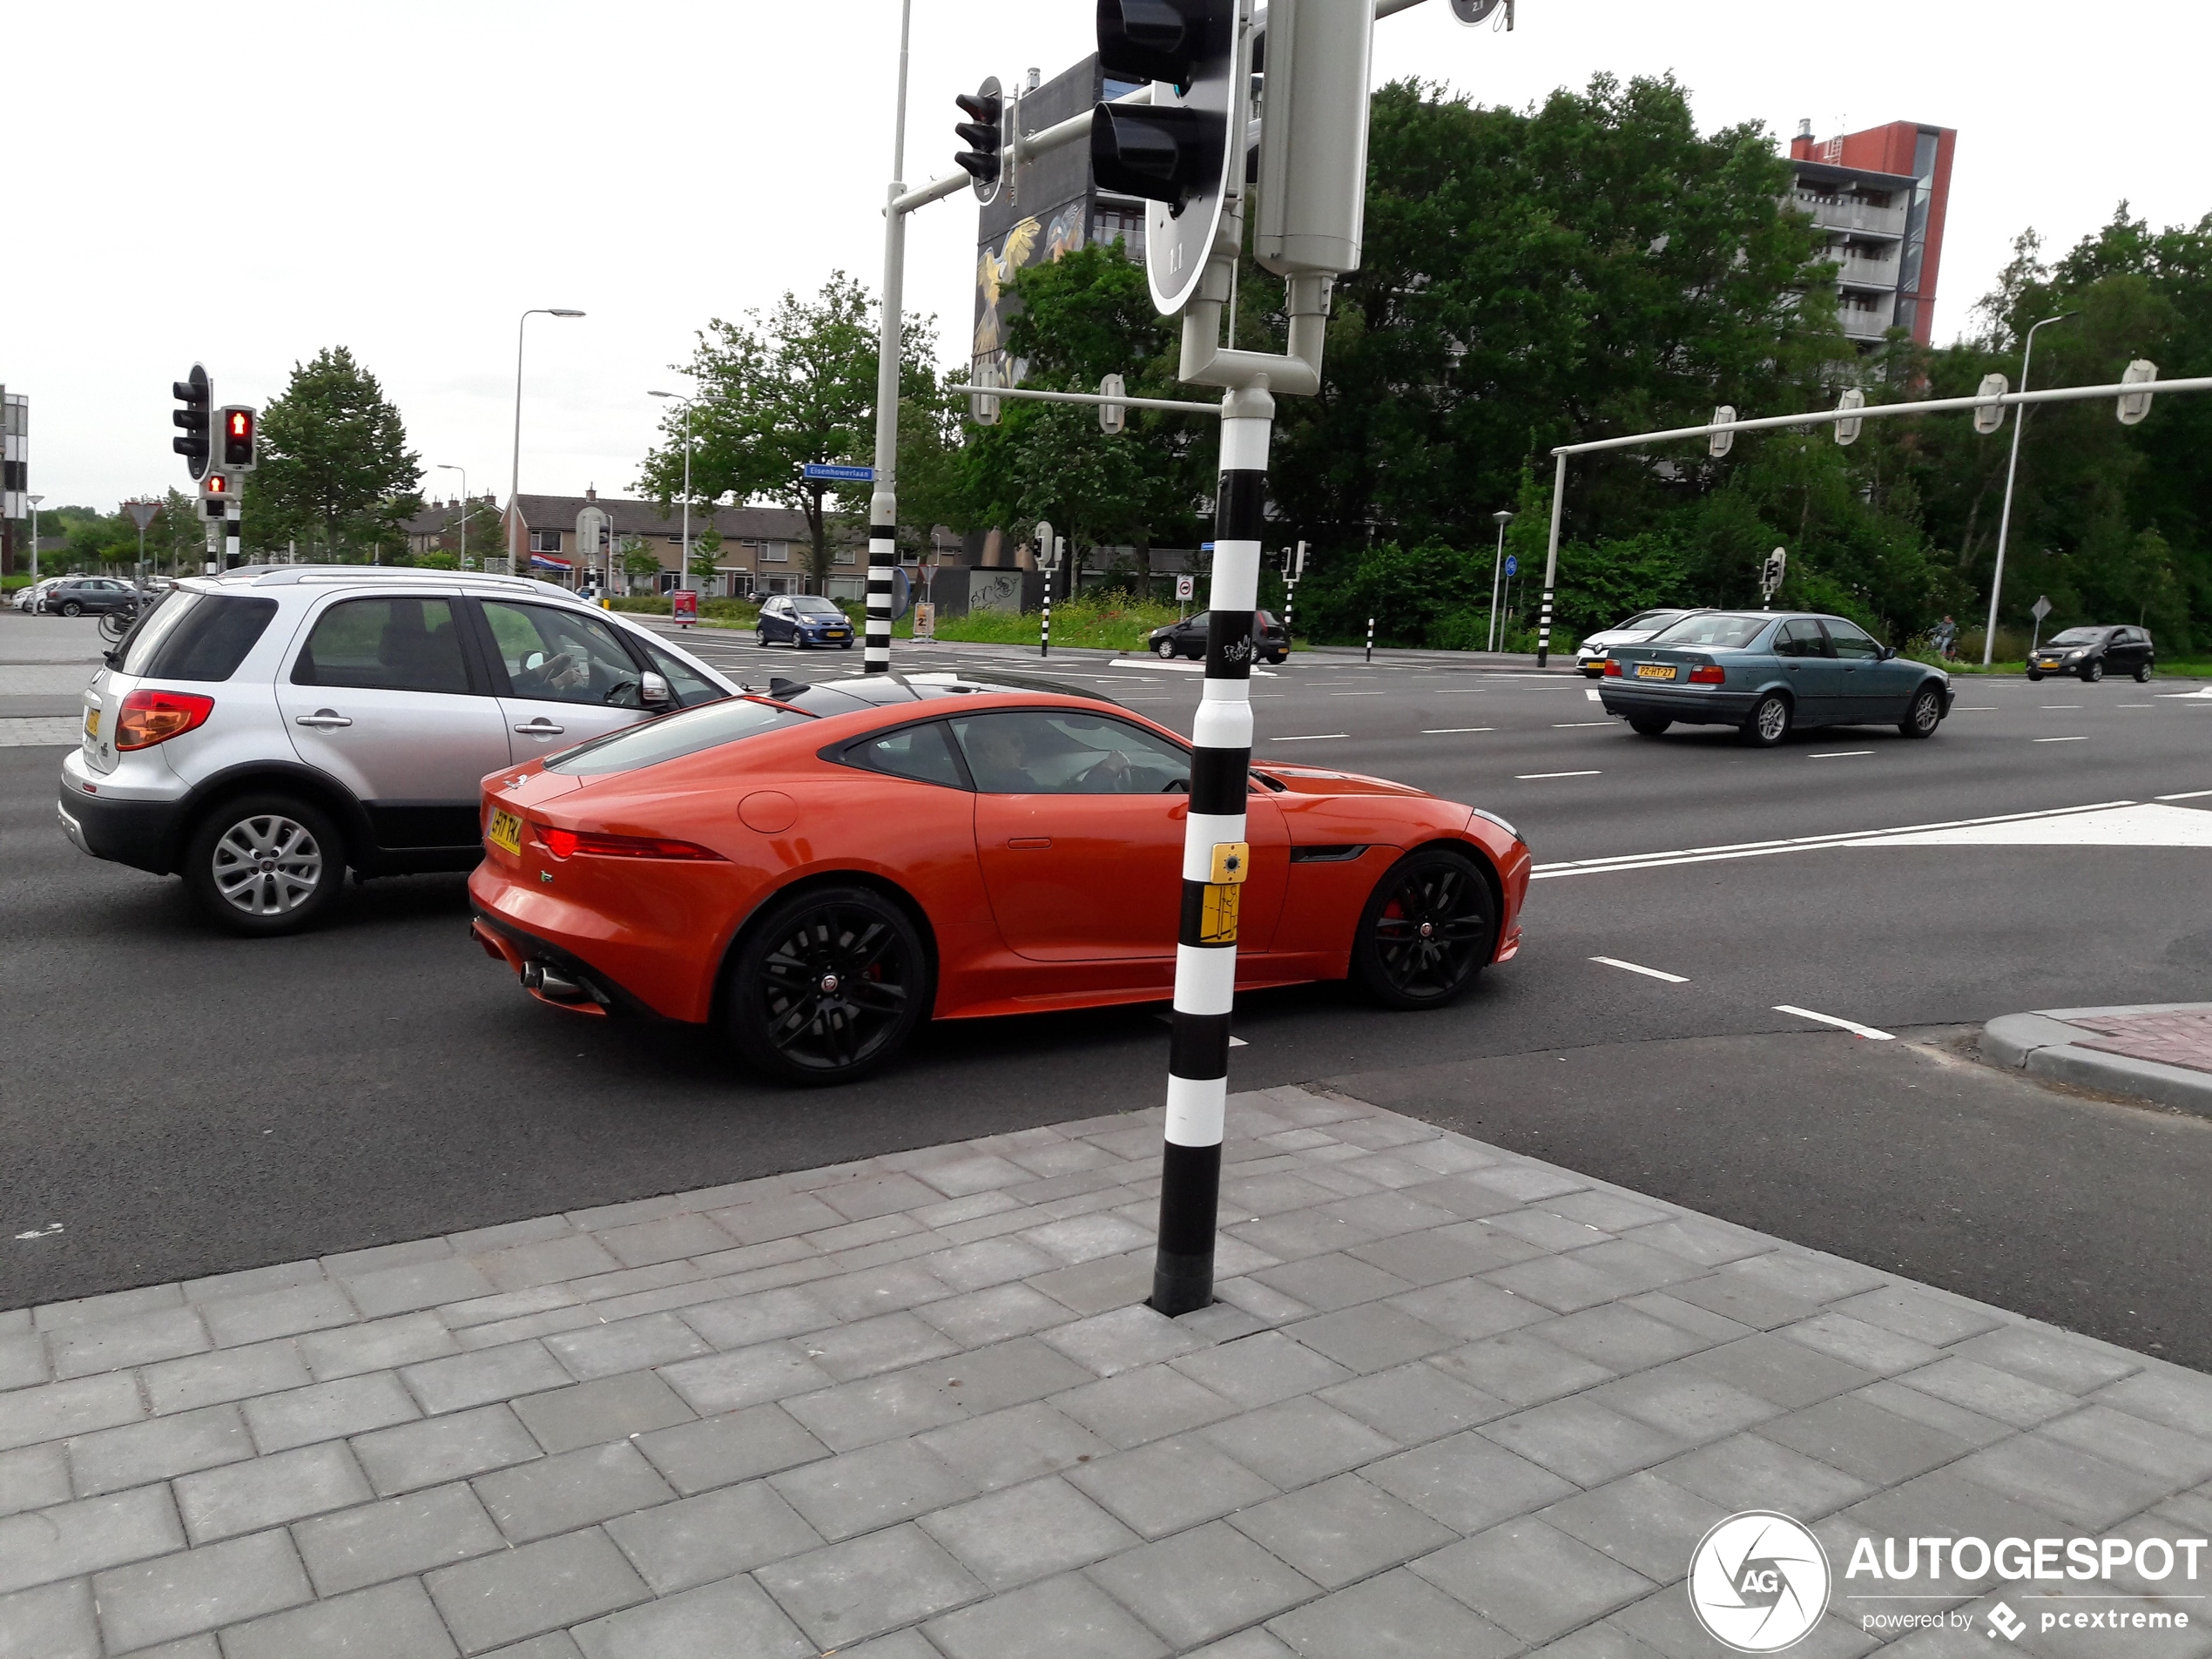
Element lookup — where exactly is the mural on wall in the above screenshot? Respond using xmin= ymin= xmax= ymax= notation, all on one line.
xmin=972 ymin=200 xmax=1089 ymax=362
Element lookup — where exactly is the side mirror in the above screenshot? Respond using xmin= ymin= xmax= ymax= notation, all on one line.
xmin=1878 ymin=644 xmax=1896 ymax=660
xmin=641 ymin=671 xmax=673 ymax=706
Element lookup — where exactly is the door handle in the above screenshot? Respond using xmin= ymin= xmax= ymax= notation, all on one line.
xmin=513 ymin=720 xmax=566 ymax=736
xmin=294 ymin=711 xmax=353 ymax=728
xmin=1007 ymin=837 xmax=1051 ymax=850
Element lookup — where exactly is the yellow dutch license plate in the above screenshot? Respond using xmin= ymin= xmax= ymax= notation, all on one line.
xmin=1635 ymin=663 xmax=1678 ymax=680
xmin=487 ymin=808 xmax=524 ymax=856
xmin=84 ymin=709 xmax=99 ymax=737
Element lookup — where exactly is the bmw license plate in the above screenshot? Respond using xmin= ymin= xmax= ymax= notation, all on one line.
xmin=487 ymin=808 xmax=524 ymax=855
xmin=1635 ymin=663 xmax=1677 ymax=680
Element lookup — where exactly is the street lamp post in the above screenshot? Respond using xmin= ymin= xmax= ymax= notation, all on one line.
xmin=510 ymin=307 xmax=585 ymax=574
xmin=1983 ymin=311 xmax=2075 ymax=666
xmin=28 ymin=494 xmax=44 ymax=582
xmin=1487 ymin=509 xmax=1514 ymax=653
xmin=649 ymin=391 xmax=696 ymax=599
xmin=435 ymin=464 xmax=468 ymax=570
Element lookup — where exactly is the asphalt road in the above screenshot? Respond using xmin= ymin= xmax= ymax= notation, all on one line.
xmin=6 ymin=615 xmax=2211 ymax=1364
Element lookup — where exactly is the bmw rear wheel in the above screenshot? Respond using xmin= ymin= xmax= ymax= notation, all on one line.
xmin=1900 ymin=685 xmax=1942 ymax=739
xmin=185 ymin=794 xmax=345 ymax=936
xmin=1350 ymin=846 xmax=1496 ymax=1010
xmin=728 ymin=885 xmax=931 ymax=1085
xmin=1741 ymin=692 xmax=1791 ymax=747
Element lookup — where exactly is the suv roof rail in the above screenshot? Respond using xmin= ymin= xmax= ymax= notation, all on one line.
xmin=235 ymin=565 xmax=553 ymax=594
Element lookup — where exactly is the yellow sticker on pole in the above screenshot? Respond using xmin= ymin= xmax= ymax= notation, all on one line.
xmin=1199 ymin=883 xmax=1241 ymax=943
xmin=1210 ymin=842 xmax=1251 ymax=885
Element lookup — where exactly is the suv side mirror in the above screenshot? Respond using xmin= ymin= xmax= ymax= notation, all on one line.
xmin=641 ymin=671 xmax=673 ymax=706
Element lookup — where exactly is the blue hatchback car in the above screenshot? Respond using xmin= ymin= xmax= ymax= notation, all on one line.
xmin=755 ymin=594 xmax=854 ymax=650
xmin=1598 ymin=611 xmax=1953 ymax=746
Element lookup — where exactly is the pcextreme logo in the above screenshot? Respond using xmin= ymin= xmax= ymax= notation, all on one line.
xmin=1687 ymin=1512 xmax=1831 ymax=1653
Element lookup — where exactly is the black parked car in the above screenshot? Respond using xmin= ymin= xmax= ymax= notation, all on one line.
xmin=2027 ymin=625 xmax=2154 ymax=683
xmin=1147 ymin=610 xmax=1289 ymax=664
xmin=41 ymin=578 xmax=138 ymax=617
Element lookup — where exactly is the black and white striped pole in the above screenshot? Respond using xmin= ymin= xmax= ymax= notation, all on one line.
xmin=1154 ymin=382 xmax=1272 ymax=1317
xmin=1279 ymin=539 xmax=1306 ymax=644
xmin=1035 ymin=521 xmax=1055 ymax=658
xmin=1366 ymin=616 xmax=1375 ymax=663
xmin=1534 ymin=450 xmax=1566 ymax=667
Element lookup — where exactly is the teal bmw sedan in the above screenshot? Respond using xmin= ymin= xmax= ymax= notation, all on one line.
xmin=1597 ymin=611 xmax=1953 ymax=746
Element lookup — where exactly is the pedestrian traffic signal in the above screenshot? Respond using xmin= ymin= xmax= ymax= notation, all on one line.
xmin=219 ymin=405 xmax=257 ymax=470
xmin=172 ymin=364 xmax=212 ymax=480
xmin=1092 ymin=0 xmax=1238 ymax=314
xmin=201 ymin=472 xmax=230 ymax=515
xmin=954 ymin=78 xmax=1006 ymax=205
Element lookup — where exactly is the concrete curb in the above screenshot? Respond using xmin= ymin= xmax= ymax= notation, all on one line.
xmin=1983 ymin=1004 xmax=2212 ymax=1116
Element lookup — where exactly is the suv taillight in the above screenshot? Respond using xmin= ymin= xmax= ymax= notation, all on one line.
xmin=1602 ymin=658 xmax=1623 ymax=677
xmin=1689 ymin=664 xmax=1725 ymax=684
xmin=115 ymin=689 xmax=214 ymax=749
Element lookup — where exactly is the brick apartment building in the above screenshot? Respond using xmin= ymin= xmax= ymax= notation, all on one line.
xmin=1787 ymin=119 xmax=1957 ymax=349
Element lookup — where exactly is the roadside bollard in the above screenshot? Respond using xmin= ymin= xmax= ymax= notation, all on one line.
xmin=1041 ymin=580 xmax=1051 ymax=658
xmin=1366 ymin=617 xmax=1374 ymax=663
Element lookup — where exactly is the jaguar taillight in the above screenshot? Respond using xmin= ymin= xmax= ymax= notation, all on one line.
xmin=537 ymin=826 xmax=725 ymax=861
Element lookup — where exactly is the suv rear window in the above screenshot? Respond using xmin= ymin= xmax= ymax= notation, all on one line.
xmin=120 ymin=593 xmax=280 ymax=682
xmin=548 ymin=698 xmax=807 ymax=776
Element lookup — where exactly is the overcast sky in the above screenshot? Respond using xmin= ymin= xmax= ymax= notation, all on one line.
xmin=12 ymin=0 xmax=2197 ymax=516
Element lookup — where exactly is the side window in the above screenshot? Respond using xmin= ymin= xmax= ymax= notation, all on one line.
xmin=1774 ymin=619 xmax=1824 ymax=658
xmin=843 ymin=722 xmax=967 ymax=789
xmin=1822 ymin=619 xmax=1881 ymax=660
xmin=637 ymin=640 xmax=725 ymax=708
xmin=293 ymin=597 xmax=472 ymax=694
xmin=482 ymin=601 xmax=645 ymax=707
xmin=951 ymin=710 xmax=1191 ymax=796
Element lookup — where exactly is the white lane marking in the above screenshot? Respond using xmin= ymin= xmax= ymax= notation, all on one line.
xmin=1554 ymin=721 xmax=1612 ymax=728
xmin=1107 ymin=658 xmax=1276 ymax=676
xmin=2033 ymin=736 xmax=2089 ymax=743
xmin=2157 ymin=688 xmax=2212 ymax=699
xmin=1854 ymin=801 xmax=2212 ymax=848
xmin=1808 ymin=751 xmax=1873 ymax=759
xmin=13 ymin=1223 xmax=63 ymax=1239
xmin=1953 ymin=705 xmax=1999 ymax=710
xmin=1332 ymin=691 xmax=1385 ymax=696
xmin=1532 ymin=799 xmax=2136 ymax=879
xmin=1590 ymin=955 xmax=1689 ymax=983
xmin=2158 ymin=789 xmax=2212 ymax=801
xmin=1775 ymin=1005 xmax=1895 ymax=1041
xmin=1422 ymin=727 xmax=1495 ymax=735
xmin=1586 ymin=688 xmax=1602 ymax=701
xmin=1516 ymin=770 xmax=1602 ymax=779
xmin=2118 ymin=704 xmax=2153 ymax=708
xmin=2040 ymin=705 xmax=2082 ymax=709
xmin=1271 ymin=733 xmax=1350 ymax=742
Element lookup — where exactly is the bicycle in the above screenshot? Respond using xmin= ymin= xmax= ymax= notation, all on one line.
xmin=98 ymin=590 xmax=153 ymax=645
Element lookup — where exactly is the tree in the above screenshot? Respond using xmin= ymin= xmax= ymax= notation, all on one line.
xmin=637 ymin=273 xmax=942 ymax=590
xmin=244 ymin=347 xmax=421 ymax=560
xmin=620 ymin=537 xmax=662 ymax=593
xmin=690 ymin=526 xmax=723 ymax=579
xmin=957 ymin=242 xmax=1210 ymax=585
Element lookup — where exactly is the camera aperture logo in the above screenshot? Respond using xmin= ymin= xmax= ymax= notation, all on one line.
xmin=1689 ymin=1512 xmax=1832 ymax=1653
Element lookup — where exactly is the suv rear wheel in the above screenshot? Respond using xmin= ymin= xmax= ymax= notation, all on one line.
xmin=184 ymin=795 xmax=346 ymax=935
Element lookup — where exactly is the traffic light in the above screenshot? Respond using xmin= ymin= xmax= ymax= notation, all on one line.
xmin=172 ymin=364 xmax=212 ymax=479
xmin=1091 ymin=0 xmax=1238 ymax=314
xmin=219 ymin=406 xmax=257 ymax=470
xmin=201 ymin=472 xmax=231 ymax=516
xmin=954 ymin=78 xmax=1006 ymax=205
xmin=2117 ymin=359 xmax=2158 ymax=426
xmin=1252 ymin=0 xmax=1376 ymax=279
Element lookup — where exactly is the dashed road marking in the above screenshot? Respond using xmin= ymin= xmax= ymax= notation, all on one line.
xmin=1808 ymin=751 xmax=1873 ymax=759
xmin=1590 ymin=956 xmax=1689 ymax=983
xmin=1421 ymin=727 xmax=1494 ymax=735
xmin=1516 ymin=770 xmax=1602 ymax=779
xmin=1774 ymin=1005 xmax=1895 ymax=1041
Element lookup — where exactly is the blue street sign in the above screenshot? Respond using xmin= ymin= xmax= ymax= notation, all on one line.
xmin=802 ymin=463 xmax=874 ymax=482
xmin=1504 ymin=554 xmax=1518 ymax=577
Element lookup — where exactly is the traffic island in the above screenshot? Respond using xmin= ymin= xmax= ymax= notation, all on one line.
xmin=3 ymin=1087 xmax=2210 ymax=1655
xmin=1984 ymin=1002 xmax=2212 ymax=1117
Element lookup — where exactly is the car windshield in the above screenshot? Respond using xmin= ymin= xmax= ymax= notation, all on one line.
xmin=2045 ymin=628 xmax=2103 ymax=646
xmin=1648 ymin=613 xmax=1771 ymax=649
xmin=790 ymin=597 xmax=843 ymax=617
xmin=1620 ymin=610 xmax=1686 ymax=631
xmin=547 ymin=697 xmax=806 ymax=776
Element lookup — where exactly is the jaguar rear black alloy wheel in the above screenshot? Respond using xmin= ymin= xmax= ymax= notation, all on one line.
xmin=729 ymin=885 xmax=930 ymax=1084
xmin=1350 ymin=847 xmax=1496 ymax=1009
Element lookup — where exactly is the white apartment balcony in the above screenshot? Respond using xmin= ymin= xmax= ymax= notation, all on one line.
xmin=1836 ymin=249 xmax=1898 ymax=290
xmin=1839 ymin=291 xmax=1898 ymax=341
xmin=1790 ymin=189 xmax=1908 ymax=240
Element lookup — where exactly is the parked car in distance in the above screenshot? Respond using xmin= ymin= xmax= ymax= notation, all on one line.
xmin=1147 ymin=610 xmax=1289 ymax=664
xmin=1575 ymin=608 xmax=1701 ymax=678
xmin=40 ymin=577 xmax=138 ymax=617
xmin=14 ymin=577 xmax=67 ymax=612
xmin=1598 ymin=610 xmax=1953 ymax=746
xmin=58 ymin=566 xmax=738 ymax=936
xmin=470 ymin=671 xmax=1530 ymax=1082
xmin=756 ymin=594 xmax=854 ymax=649
xmin=2027 ymin=625 xmax=2154 ymax=683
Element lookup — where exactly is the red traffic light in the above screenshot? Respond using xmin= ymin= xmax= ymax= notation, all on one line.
xmin=218 ymin=405 xmax=257 ymax=469
xmin=205 ymin=473 xmax=228 ymax=495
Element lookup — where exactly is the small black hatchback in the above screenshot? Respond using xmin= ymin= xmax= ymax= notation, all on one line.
xmin=2027 ymin=625 xmax=2155 ymax=683
xmin=1146 ymin=610 xmax=1289 ymax=664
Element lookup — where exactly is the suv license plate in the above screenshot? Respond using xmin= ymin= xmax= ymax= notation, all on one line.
xmin=488 ymin=808 xmax=524 ymax=855
xmin=84 ymin=709 xmax=99 ymax=737
xmin=1635 ymin=663 xmax=1677 ymax=680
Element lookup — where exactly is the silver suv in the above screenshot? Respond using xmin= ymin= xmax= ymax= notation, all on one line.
xmin=59 ymin=566 xmax=737 ymax=934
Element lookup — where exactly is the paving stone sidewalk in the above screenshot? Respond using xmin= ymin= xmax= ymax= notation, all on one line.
xmin=4 ymin=1086 xmax=2209 ymax=1659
